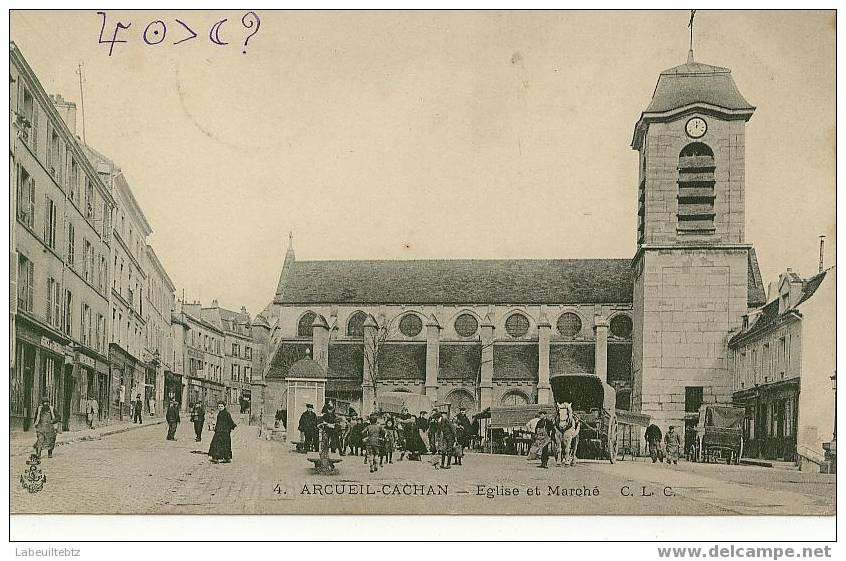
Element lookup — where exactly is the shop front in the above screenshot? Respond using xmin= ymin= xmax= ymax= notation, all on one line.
xmin=733 ymin=379 xmax=800 ymax=461
xmin=12 ymin=315 xmax=74 ymax=431
xmin=164 ymin=370 xmax=184 ymax=408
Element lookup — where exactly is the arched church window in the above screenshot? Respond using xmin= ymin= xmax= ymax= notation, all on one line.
xmin=445 ymin=389 xmax=476 ymax=415
xmin=500 ymin=390 xmax=529 ymax=406
xmin=610 ymin=314 xmax=632 ymax=339
xmin=557 ymin=312 xmax=582 ymax=337
xmin=347 ymin=311 xmax=367 ymax=338
xmin=505 ymin=313 xmax=530 ymax=338
xmin=454 ymin=313 xmax=479 ymax=338
xmin=399 ymin=313 xmax=423 ymax=337
xmin=297 ymin=311 xmax=316 ymax=338
xmin=677 ymin=142 xmax=716 ymax=234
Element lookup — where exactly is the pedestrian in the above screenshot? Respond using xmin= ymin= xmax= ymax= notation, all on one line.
xmin=435 ymin=413 xmax=456 ymax=469
xmin=191 ymin=401 xmax=206 ymax=442
xmin=416 ymin=411 xmax=430 ymax=454
xmin=149 ymin=395 xmax=156 ymax=417
xmin=664 ymin=425 xmax=682 ymax=465
xmin=427 ymin=411 xmax=439 ymax=454
xmin=298 ymin=403 xmax=319 ymax=452
xmin=645 ymin=423 xmax=664 ymax=463
xmin=320 ymin=402 xmax=342 ymax=454
xmin=363 ymin=414 xmax=385 ymax=473
xmin=133 ymin=394 xmax=143 ymax=424
xmin=455 ymin=407 xmax=472 ymax=461
xmin=209 ymin=401 xmax=237 ymax=463
xmin=383 ymin=416 xmax=398 ymax=464
xmin=33 ymin=396 xmax=59 ymax=459
xmin=399 ymin=408 xmax=426 ymax=460
xmin=165 ymin=400 xmax=180 ymax=440
xmin=526 ymin=410 xmax=555 ymax=468
xmin=85 ymin=399 xmax=96 ymax=429
xmin=337 ymin=414 xmax=349 ymax=456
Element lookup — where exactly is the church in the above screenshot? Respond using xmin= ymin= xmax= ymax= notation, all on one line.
xmin=250 ymin=47 xmax=767 ymax=431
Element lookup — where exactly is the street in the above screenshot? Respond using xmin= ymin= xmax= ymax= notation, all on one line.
xmin=10 ymin=421 xmax=836 ymax=516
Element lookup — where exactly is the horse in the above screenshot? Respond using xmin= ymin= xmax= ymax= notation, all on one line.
xmin=553 ymin=402 xmax=581 ymax=466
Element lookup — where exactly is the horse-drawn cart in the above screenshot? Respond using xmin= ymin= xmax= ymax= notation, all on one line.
xmin=689 ymin=404 xmax=744 ymax=464
xmin=550 ymin=372 xmax=618 ymax=463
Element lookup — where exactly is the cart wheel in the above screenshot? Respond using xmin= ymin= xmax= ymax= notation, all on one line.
xmin=607 ymin=417 xmax=618 ymax=464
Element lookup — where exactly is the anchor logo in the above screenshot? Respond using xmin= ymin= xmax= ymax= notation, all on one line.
xmin=20 ymin=453 xmax=47 ymax=494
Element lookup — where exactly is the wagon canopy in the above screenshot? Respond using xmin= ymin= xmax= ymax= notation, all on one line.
xmin=488 ymin=404 xmax=549 ymax=429
xmin=549 ymin=372 xmax=616 ymax=412
xmin=377 ymin=391 xmax=432 ymax=415
xmin=700 ymin=404 xmax=744 ymax=429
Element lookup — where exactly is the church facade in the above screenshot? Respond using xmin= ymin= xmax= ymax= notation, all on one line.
xmin=251 ymin=50 xmax=766 ymax=429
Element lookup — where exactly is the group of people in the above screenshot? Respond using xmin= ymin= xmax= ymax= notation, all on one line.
xmin=184 ymin=400 xmax=238 ymax=463
xmin=297 ymin=402 xmax=475 ymax=472
xmin=644 ymin=423 xmax=683 ymax=465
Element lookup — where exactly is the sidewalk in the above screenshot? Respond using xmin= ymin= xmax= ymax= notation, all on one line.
xmin=10 ymin=416 xmax=166 ymax=457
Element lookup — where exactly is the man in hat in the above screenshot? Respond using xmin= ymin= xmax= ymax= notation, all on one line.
xmin=526 ymin=410 xmax=555 ymax=468
xmin=165 ymin=399 xmax=181 ymax=441
xmin=645 ymin=423 xmax=664 ymax=463
xmin=416 ymin=411 xmax=430 ymax=454
xmin=455 ymin=406 xmax=472 ymax=455
xmin=298 ymin=404 xmax=319 ymax=452
xmin=33 ymin=396 xmax=59 ymax=458
xmin=132 ymin=394 xmax=143 ymax=424
xmin=664 ymin=425 xmax=682 ymax=465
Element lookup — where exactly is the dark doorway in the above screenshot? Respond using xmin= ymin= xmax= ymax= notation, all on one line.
xmin=20 ymin=345 xmax=36 ymax=431
xmin=62 ymin=364 xmax=74 ymax=432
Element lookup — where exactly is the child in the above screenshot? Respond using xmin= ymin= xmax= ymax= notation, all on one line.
xmin=384 ymin=417 xmax=398 ymax=464
xmin=363 ymin=414 xmax=385 ymax=473
xmin=453 ymin=422 xmax=465 ymax=466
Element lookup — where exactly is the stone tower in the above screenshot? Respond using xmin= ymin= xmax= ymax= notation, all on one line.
xmin=631 ymin=50 xmax=756 ymax=427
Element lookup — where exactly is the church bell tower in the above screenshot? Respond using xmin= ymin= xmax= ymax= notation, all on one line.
xmin=630 ymin=45 xmax=759 ymax=427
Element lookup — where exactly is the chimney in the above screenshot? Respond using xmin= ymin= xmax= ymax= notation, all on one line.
xmin=240 ymin=306 xmax=247 ymax=314
xmin=211 ymin=299 xmax=219 ymax=307
xmin=51 ymin=94 xmax=77 ymax=135
xmin=766 ymin=281 xmax=777 ymax=302
xmin=819 ymin=235 xmax=825 ymax=273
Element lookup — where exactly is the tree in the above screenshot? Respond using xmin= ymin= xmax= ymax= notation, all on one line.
xmin=362 ymin=314 xmax=398 ymax=414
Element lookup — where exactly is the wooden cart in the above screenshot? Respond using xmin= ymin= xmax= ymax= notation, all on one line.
xmin=690 ymin=404 xmax=745 ymax=464
xmin=550 ymin=372 xmax=618 ymax=463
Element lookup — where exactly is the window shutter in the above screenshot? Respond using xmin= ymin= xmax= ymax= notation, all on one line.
xmin=26 ymin=260 xmax=34 ymax=312
xmin=31 ymin=104 xmax=38 ymax=152
xmin=46 ymin=278 xmax=53 ymax=324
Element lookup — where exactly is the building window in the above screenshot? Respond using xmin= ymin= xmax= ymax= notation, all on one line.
xmin=81 ymin=302 xmax=92 ymax=347
xmin=83 ymin=239 xmax=93 ymax=283
xmin=505 ymin=313 xmax=530 ymax=338
xmin=245 ymin=347 xmax=252 ymax=360
xmin=69 ymin=156 xmax=79 ymax=204
xmin=64 ymin=290 xmax=73 ymax=335
xmin=444 ymin=389 xmax=476 ymax=415
xmin=399 ymin=314 xmax=423 ymax=338
xmin=232 ymin=343 xmax=239 ymax=357
xmin=298 ymin=311 xmax=316 ymax=338
xmin=16 ymin=166 xmax=35 ymax=228
xmin=685 ymin=386 xmax=703 ymax=413
xmin=500 ymin=390 xmax=529 ymax=406
xmin=677 ymin=142 xmax=716 ymax=234
xmin=17 ymin=254 xmax=34 ymax=312
xmin=19 ymin=86 xmax=36 ymax=147
xmin=48 ymin=128 xmax=62 ymax=182
xmin=347 ymin=311 xmax=367 ymax=338
xmin=66 ymin=222 xmax=75 ymax=268
xmin=43 ymin=196 xmax=58 ymax=249
xmin=454 ymin=313 xmax=479 ymax=338
xmin=46 ymin=277 xmax=62 ymax=327
xmin=85 ymin=177 xmax=95 ymax=220
xmin=557 ymin=312 xmax=582 ymax=337
xmin=610 ymin=314 xmax=632 ymax=339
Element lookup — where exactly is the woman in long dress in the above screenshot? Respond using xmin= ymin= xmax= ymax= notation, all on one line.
xmin=208 ymin=401 xmax=237 ymax=463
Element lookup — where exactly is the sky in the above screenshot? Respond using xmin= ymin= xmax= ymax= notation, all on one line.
xmin=10 ymin=10 xmax=836 ymax=316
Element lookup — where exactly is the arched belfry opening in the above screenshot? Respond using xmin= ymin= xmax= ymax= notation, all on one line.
xmin=677 ymin=142 xmax=716 ymax=234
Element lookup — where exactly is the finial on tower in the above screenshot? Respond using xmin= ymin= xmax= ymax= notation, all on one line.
xmin=288 ymin=230 xmax=294 ymax=249
xmin=687 ymin=9 xmax=697 ymax=63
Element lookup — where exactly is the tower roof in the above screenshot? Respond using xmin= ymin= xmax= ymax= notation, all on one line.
xmin=645 ymin=60 xmax=754 ymax=114
xmin=632 ymin=56 xmax=755 ymax=150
